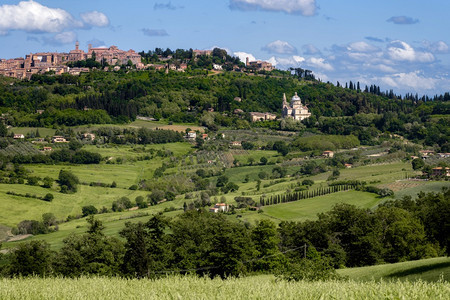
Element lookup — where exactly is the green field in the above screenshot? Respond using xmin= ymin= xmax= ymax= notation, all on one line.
xmin=1 ymin=275 xmax=448 ymax=300
xmin=239 ymin=190 xmax=380 ymax=224
xmin=338 ymin=257 xmax=450 ymax=282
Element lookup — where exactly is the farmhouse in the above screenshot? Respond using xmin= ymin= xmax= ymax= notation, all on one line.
xmin=186 ymin=131 xmax=197 ymax=140
xmin=431 ymin=167 xmax=450 ymax=177
xmin=230 ymin=141 xmax=242 ymax=148
xmin=52 ymin=136 xmax=67 ymax=143
xmin=13 ymin=134 xmax=25 ymax=139
xmin=419 ymin=150 xmax=435 ymax=159
xmin=322 ymin=150 xmax=334 ymax=158
xmin=81 ymin=133 xmax=96 ymax=141
xmin=249 ymin=112 xmax=277 ymax=122
xmin=209 ymin=203 xmax=229 ymax=213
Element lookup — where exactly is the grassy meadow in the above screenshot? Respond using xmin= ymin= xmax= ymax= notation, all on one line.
xmin=1 ymin=275 xmax=448 ymax=300
xmin=338 ymin=257 xmax=450 ymax=282
xmin=243 ymin=190 xmax=380 ymax=223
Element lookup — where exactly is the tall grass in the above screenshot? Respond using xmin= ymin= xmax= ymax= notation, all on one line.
xmin=1 ymin=276 xmax=449 ymax=300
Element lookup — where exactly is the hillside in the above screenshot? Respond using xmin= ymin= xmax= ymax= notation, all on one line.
xmin=0 ymin=67 xmax=448 ymax=282
xmin=338 ymin=257 xmax=450 ymax=282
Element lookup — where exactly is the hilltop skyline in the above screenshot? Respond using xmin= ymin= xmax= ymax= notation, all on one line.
xmin=0 ymin=0 xmax=449 ymax=95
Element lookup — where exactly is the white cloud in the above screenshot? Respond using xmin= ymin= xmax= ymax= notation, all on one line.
xmin=80 ymin=11 xmax=110 ymax=28
xmin=370 ymin=64 xmax=396 ymax=73
xmin=230 ymin=0 xmax=317 ymax=16
xmin=347 ymin=42 xmax=379 ymax=53
xmin=43 ymin=31 xmax=77 ymax=45
xmin=380 ymin=71 xmax=437 ymax=90
xmin=424 ymin=41 xmax=449 ymax=54
xmin=307 ymin=57 xmax=334 ymax=71
xmin=234 ymin=51 xmax=256 ymax=63
xmin=268 ymin=55 xmax=305 ymax=66
xmin=387 ymin=40 xmax=434 ymax=63
xmin=0 ymin=0 xmax=81 ymax=33
xmin=0 ymin=1 xmax=109 ymax=34
xmin=53 ymin=31 xmax=77 ymax=44
xmin=293 ymin=56 xmax=306 ymax=63
xmin=262 ymin=40 xmax=297 ymax=55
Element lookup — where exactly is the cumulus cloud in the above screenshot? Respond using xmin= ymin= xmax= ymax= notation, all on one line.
xmin=347 ymin=42 xmax=379 ymax=53
xmin=43 ymin=31 xmax=77 ymax=46
xmin=380 ymin=71 xmax=437 ymax=90
xmin=142 ymin=28 xmax=169 ymax=36
xmin=0 ymin=0 xmax=81 ymax=33
xmin=307 ymin=57 xmax=334 ymax=71
xmin=80 ymin=11 xmax=110 ymax=28
xmin=387 ymin=16 xmax=419 ymax=25
xmin=424 ymin=41 xmax=449 ymax=54
xmin=262 ymin=40 xmax=297 ymax=55
xmin=387 ymin=40 xmax=434 ymax=63
xmin=230 ymin=0 xmax=317 ymax=16
xmin=268 ymin=55 xmax=305 ymax=66
xmin=302 ymin=44 xmax=321 ymax=55
xmin=234 ymin=51 xmax=256 ymax=63
xmin=0 ymin=1 xmax=109 ymax=34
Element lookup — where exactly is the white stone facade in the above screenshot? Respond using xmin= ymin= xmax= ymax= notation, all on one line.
xmin=282 ymin=92 xmax=311 ymax=121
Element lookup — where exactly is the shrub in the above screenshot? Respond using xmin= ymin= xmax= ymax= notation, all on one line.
xmin=135 ymin=196 xmax=148 ymax=209
xmin=277 ymin=258 xmax=340 ymax=282
xmin=58 ymin=170 xmax=79 ymax=193
xmin=129 ymin=184 xmax=138 ymax=190
xmin=302 ymin=179 xmax=314 ymax=186
xmin=112 ymin=197 xmax=133 ymax=212
xmin=82 ymin=205 xmax=98 ymax=217
xmin=43 ymin=193 xmax=54 ymax=202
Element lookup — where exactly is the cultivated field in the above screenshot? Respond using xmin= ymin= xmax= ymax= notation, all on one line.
xmin=1 ymin=275 xmax=448 ymax=300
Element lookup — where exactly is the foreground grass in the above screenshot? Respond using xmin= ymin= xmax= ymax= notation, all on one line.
xmin=1 ymin=276 xmax=448 ymax=300
xmin=338 ymin=257 xmax=450 ymax=282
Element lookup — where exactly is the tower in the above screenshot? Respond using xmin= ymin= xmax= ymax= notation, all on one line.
xmin=75 ymin=41 xmax=79 ymax=51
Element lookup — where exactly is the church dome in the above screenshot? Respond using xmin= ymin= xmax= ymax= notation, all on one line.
xmin=291 ymin=92 xmax=301 ymax=102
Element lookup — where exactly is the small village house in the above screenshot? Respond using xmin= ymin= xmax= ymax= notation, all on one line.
xmin=52 ymin=136 xmax=67 ymax=143
xmin=322 ymin=150 xmax=334 ymax=158
xmin=209 ymin=203 xmax=229 ymax=213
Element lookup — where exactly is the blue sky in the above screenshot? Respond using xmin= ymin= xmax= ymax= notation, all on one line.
xmin=0 ymin=0 xmax=449 ymax=95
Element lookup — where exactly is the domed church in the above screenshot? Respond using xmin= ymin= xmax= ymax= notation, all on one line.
xmin=282 ymin=92 xmax=311 ymax=121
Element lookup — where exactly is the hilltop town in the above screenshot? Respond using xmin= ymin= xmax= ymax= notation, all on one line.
xmin=0 ymin=43 xmax=274 ymax=79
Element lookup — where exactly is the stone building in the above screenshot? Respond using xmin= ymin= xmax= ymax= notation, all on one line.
xmin=282 ymin=92 xmax=311 ymax=121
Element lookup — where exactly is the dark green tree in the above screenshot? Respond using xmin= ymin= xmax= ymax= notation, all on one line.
xmin=58 ymin=169 xmax=79 ymax=193
xmin=8 ymin=240 xmax=53 ymax=276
